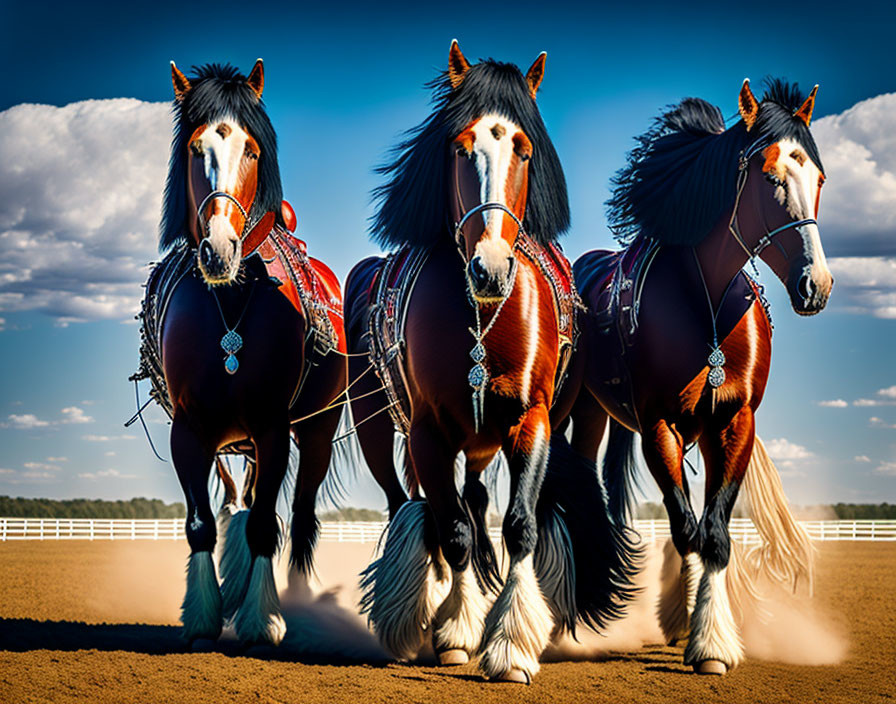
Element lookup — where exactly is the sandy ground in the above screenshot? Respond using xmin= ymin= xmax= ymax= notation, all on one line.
xmin=0 ymin=538 xmax=893 ymax=703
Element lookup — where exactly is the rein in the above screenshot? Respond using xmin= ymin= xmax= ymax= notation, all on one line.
xmin=728 ymin=136 xmax=817 ymax=261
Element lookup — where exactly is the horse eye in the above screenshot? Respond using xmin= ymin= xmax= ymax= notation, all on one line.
xmin=455 ymin=144 xmax=471 ymax=159
xmin=190 ymin=141 xmax=203 ymax=157
xmin=790 ymin=150 xmax=806 ymax=166
xmin=244 ymin=146 xmax=258 ymax=160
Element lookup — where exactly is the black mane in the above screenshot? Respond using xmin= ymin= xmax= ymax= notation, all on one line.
xmin=159 ymin=63 xmax=283 ymax=251
xmin=370 ymin=59 xmax=570 ymax=249
xmin=607 ymin=78 xmax=824 ymax=247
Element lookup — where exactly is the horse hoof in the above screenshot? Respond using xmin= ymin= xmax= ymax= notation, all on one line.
xmin=493 ymin=669 xmax=530 ymax=684
xmin=437 ymin=648 xmax=469 ymax=666
xmin=694 ymin=659 xmax=727 ymax=675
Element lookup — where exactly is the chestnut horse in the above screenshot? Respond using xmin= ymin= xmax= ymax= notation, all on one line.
xmin=138 ymin=62 xmax=346 ymax=646
xmin=555 ymin=79 xmax=832 ymax=674
xmin=345 ymin=42 xmax=638 ymax=683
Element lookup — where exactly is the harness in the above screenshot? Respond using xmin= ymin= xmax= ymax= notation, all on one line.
xmin=368 ymin=203 xmax=579 ymax=435
xmin=132 ymin=226 xmax=343 ymax=423
xmin=728 ymin=135 xmax=818 ymax=261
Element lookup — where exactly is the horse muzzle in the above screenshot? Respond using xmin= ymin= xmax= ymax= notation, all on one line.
xmin=466 ymin=254 xmax=515 ymax=302
xmin=198 ymin=236 xmax=240 ymax=285
xmin=788 ymin=260 xmax=833 ymax=316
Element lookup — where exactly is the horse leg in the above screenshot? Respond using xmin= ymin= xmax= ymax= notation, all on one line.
xmin=641 ymin=419 xmax=701 ymax=645
xmin=430 ymin=460 xmax=493 ymax=666
xmin=569 ymin=388 xmax=608 ymax=462
xmin=684 ymin=407 xmax=753 ymax=675
xmin=171 ymin=416 xmax=222 ymax=643
xmin=479 ymin=404 xmax=554 ymax=684
xmin=290 ymin=407 xmax=343 ymax=575
xmin=350 ymin=356 xmax=409 ymax=518
xmin=359 ymin=413 xmax=462 ymax=661
xmin=232 ymin=422 xmax=291 ymax=646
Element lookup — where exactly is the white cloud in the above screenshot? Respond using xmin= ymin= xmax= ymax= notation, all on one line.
xmin=4 ymin=413 xmax=50 ymax=429
xmin=870 ymin=417 xmax=896 ymax=429
xmin=46 ymin=456 xmax=67 ymax=462
xmin=60 ymin=406 xmax=93 ymax=424
xmin=23 ymin=461 xmax=60 ymax=472
xmin=766 ymin=437 xmax=814 ymax=461
xmin=855 ymin=455 xmax=871 ymax=462
xmin=814 ymin=92 xmax=896 ymax=257
xmin=0 ymin=468 xmax=14 ymax=475
xmin=828 ymin=256 xmax=896 ymax=318
xmin=78 ymin=468 xmax=136 ymax=480
xmin=818 ymin=399 xmax=848 ymax=408
xmin=810 ymin=93 xmax=896 ymax=317
xmin=0 ymin=99 xmax=171 ymax=326
xmin=875 ymin=462 xmax=896 ymax=476
xmin=854 ymin=386 xmax=896 ymax=406
xmin=82 ymin=434 xmax=136 ymax=442
xmin=3 ymin=407 xmax=95 ymax=428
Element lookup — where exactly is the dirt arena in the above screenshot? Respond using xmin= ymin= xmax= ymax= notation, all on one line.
xmin=0 ymin=538 xmax=893 ymax=704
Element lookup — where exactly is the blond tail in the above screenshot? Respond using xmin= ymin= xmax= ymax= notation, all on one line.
xmin=740 ymin=435 xmax=816 ymax=594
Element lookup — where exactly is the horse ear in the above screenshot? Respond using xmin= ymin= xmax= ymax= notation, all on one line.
xmin=526 ymin=52 xmax=547 ymax=99
xmin=247 ymin=59 xmax=264 ymax=99
xmin=171 ymin=62 xmax=191 ymax=102
xmin=794 ymin=85 xmax=819 ymax=127
xmin=448 ymin=39 xmax=471 ymax=89
xmin=738 ymin=78 xmax=759 ymax=131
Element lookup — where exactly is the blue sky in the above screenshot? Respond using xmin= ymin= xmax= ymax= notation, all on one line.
xmin=1 ymin=0 xmax=895 ymax=507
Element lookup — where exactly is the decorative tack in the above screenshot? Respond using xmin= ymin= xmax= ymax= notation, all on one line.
xmin=468 ymin=363 xmax=487 ymax=388
xmin=470 ymin=343 xmax=486 ymax=364
xmin=221 ymin=329 xmax=243 ymax=355
xmin=708 ymin=347 xmax=726 ymax=368
xmin=708 ymin=365 xmax=726 ymax=388
xmin=224 ymin=354 xmax=239 ymax=375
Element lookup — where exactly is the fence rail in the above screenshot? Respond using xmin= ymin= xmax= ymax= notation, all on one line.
xmin=1 ymin=517 xmax=895 ymax=543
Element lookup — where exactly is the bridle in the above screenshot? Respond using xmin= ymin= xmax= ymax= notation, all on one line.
xmin=728 ymin=134 xmax=817 ymax=261
xmin=194 ymin=187 xmax=278 ymax=261
xmin=453 ymin=201 xmax=526 ymax=264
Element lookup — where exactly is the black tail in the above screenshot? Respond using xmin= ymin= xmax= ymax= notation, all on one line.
xmin=602 ymin=419 xmax=640 ymax=526
xmin=535 ymin=433 xmax=642 ymax=635
xmin=462 ymin=473 xmax=503 ymax=595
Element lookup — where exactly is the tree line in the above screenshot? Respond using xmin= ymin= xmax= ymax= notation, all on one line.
xmin=0 ymin=496 xmax=186 ymax=519
xmin=2 ymin=496 xmax=894 ymax=521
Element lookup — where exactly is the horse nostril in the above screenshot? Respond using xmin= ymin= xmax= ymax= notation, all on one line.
xmin=199 ymin=240 xmax=213 ymax=266
xmin=469 ymin=257 xmax=489 ymax=288
xmin=798 ymin=275 xmax=814 ymax=302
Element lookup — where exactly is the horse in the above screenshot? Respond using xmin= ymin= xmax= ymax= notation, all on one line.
xmin=344 ymin=41 xmax=638 ymax=683
xmin=553 ymin=78 xmax=832 ymax=675
xmin=134 ymin=61 xmax=347 ymax=646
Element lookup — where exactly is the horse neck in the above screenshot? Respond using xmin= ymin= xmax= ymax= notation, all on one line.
xmin=694 ymin=206 xmax=750 ymax=310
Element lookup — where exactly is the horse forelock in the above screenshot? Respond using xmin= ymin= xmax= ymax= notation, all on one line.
xmin=607 ymin=78 xmax=823 ymax=249
xmin=370 ymin=59 xmax=570 ymax=251
xmin=159 ymin=63 xmax=284 ymax=252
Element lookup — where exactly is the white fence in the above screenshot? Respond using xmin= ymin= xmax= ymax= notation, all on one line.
xmin=1 ymin=517 xmax=895 ymax=543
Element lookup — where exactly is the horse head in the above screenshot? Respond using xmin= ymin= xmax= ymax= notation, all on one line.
xmin=734 ymin=79 xmax=832 ymax=315
xmin=447 ymin=42 xmax=546 ymax=302
xmin=167 ymin=60 xmax=279 ymax=285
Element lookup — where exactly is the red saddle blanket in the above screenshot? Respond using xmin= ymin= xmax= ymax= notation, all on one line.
xmin=255 ymin=228 xmax=346 ymax=354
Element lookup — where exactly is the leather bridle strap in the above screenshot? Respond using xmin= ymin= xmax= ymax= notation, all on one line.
xmin=453 ymin=201 xmax=526 ymax=264
xmin=195 ymin=190 xmax=275 ymax=256
xmin=728 ymin=136 xmax=817 ymax=260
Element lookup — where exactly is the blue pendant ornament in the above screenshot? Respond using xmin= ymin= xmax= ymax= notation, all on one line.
xmin=221 ymin=329 xmax=243 ymax=375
